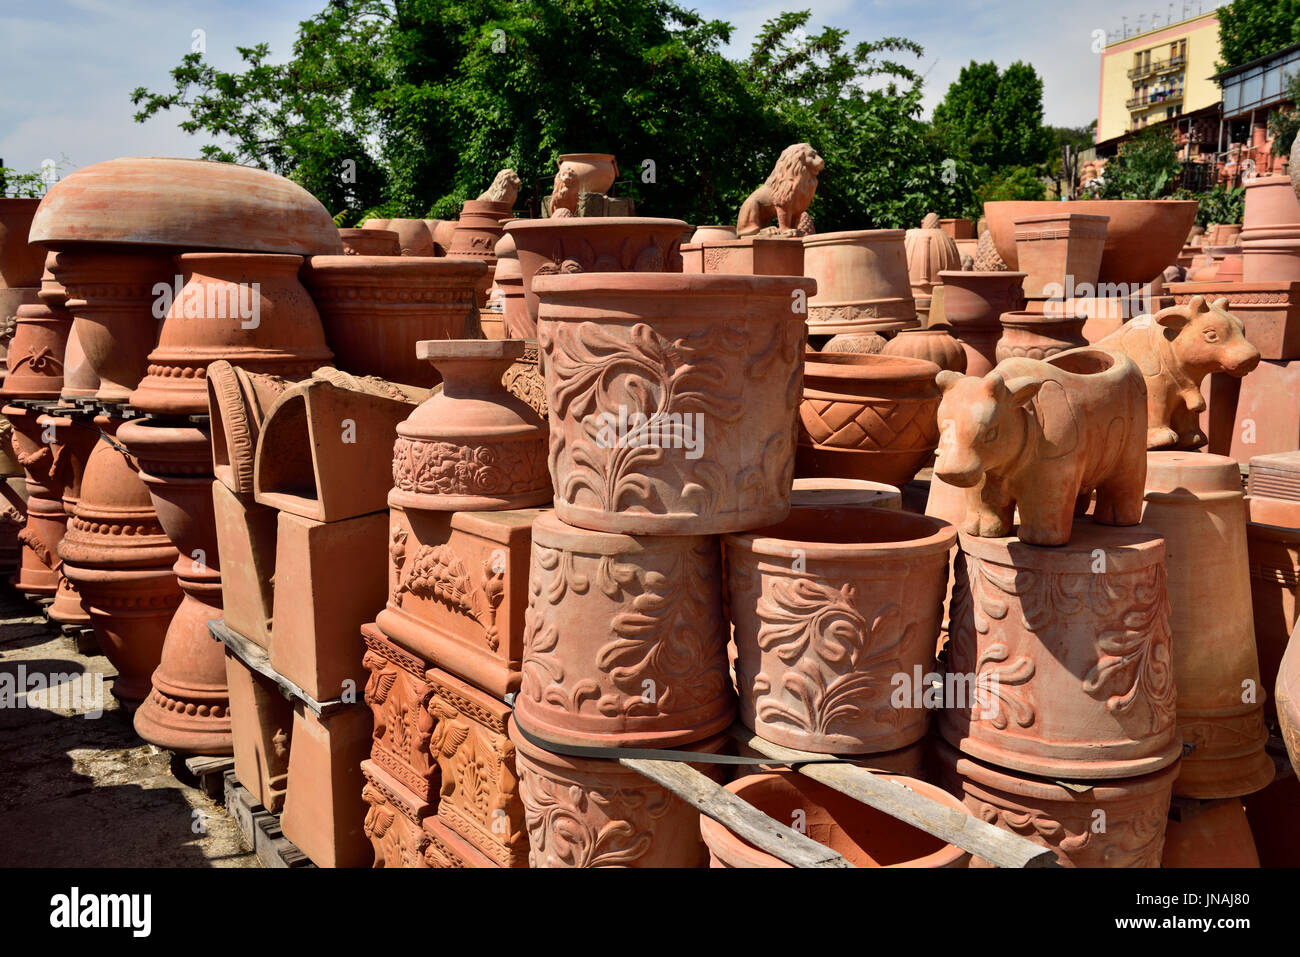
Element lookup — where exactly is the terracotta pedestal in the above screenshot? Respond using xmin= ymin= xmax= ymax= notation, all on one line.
xmin=280 ymin=702 xmax=374 ymax=867
xmin=362 ymin=758 xmax=431 ymax=868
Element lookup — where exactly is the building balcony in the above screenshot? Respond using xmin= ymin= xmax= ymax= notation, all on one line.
xmin=1127 ymin=90 xmax=1183 ymax=110
xmin=1127 ymin=55 xmax=1186 ymax=80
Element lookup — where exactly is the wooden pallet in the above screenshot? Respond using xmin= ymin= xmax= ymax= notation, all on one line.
xmin=209 ymin=618 xmax=352 ymax=717
xmin=223 ymin=771 xmax=313 ymax=868
xmin=183 ymin=755 xmax=236 ymax=800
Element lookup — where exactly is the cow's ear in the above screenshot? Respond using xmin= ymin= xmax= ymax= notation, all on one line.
xmin=936 ymin=370 xmax=965 ymax=393
xmin=983 ymin=371 xmax=1008 ymax=399
xmin=1211 ymin=297 xmax=1230 ymax=313
xmin=1003 ymin=377 xmax=1043 ymax=408
xmin=1155 ymin=300 xmax=1193 ymax=331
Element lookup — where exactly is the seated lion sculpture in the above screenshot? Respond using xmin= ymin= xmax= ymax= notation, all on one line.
xmin=736 ymin=143 xmax=824 ymax=237
xmin=477 ymin=168 xmax=521 ymax=207
xmin=549 ymin=163 xmax=579 ymax=218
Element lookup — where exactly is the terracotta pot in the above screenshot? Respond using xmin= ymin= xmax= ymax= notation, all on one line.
xmin=504 ymin=217 xmax=687 ymax=335
xmin=0 ymin=288 xmax=38 ymax=388
xmin=447 ymin=200 xmax=508 ymax=306
xmin=690 ymin=225 xmax=738 ymax=244
xmin=880 ymin=325 xmax=967 ymax=373
xmin=795 ymin=352 xmax=942 ymax=488
xmin=0 ymin=302 xmax=71 ymax=399
xmin=790 ymin=477 xmax=901 ymax=511
xmin=339 ymin=228 xmax=400 ymax=256
xmin=535 ymin=272 xmax=811 ymax=535
xmin=1012 ymin=212 xmax=1108 ymax=298
xmin=37 ymin=252 xmax=98 ymax=400
xmin=701 ymin=771 xmax=970 ymax=868
xmin=41 ymin=410 xmax=100 ymax=629
xmin=802 ymin=230 xmax=917 ymax=336
xmin=942 ymin=520 xmax=1181 ymax=779
xmin=556 ymin=153 xmax=618 ymax=194
xmin=726 ymin=505 xmax=954 ymax=754
xmin=29 ymin=157 xmax=343 ymax=254
xmin=518 ymin=512 xmax=732 ymax=748
xmin=934 ymin=738 xmax=1177 ymax=867
xmin=300 ymin=255 xmax=486 ymax=387
xmin=3 ymin=404 xmax=72 ymax=597
xmin=995 ymin=310 xmax=1087 ymax=362
xmin=1242 ymin=174 xmax=1300 ymax=231
xmin=57 ymin=415 xmax=180 ymax=700
xmin=1279 ymin=620 xmax=1300 ymax=777
xmin=938 ymin=270 xmax=1027 ymax=376
xmin=390 ymin=339 xmax=550 ymax=511
xmin=378 ymin=218 xmax=437 ymax=257
xmin=1208 ymin=223 xmax=1243 ymax=246
xmin=1141 ymin=452 xmax=1274 ymax=799
xmin=130 ymin=253 xmax=332 ymax=415
xmin=0 ymin=198 xmax=45 ymax=289
xmin=492 ymin=234 xmax=530 ymax=341
xmin=984 ymin=200 xmax=1198 ymax=285
xmin=429 ymin=219 xmax=458 ymax=254
xmin=1161 ymin=799 xmax=1261 ymax=867
xmin=904 ymin=219 xmax=962 ymax=319
xmin=1244 ymin=494 xmax=1300 ymax=705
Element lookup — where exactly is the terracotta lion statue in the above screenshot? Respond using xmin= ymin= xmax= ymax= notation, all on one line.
xmin=477 ymin=168 xmax=521 ymax=207
xmin=549 ymin=162 xmax=579 ymax=218
xmin=736 ymin=143 xmax=824 ymax=237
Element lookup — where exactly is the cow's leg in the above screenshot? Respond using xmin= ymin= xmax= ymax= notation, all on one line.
xmin=1171 ymin=404 xmax=1207 ymax=450
xmin=1095 ymin=442 xmax=1147 ymax=527
xmin=972 ymin=481 xmax=1015 ymax=538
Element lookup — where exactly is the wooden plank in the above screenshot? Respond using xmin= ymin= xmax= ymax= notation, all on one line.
xmin=618 ymin=756 xmax=853 ymax=869
xmin=209 ymin=618 xmax=351 ymax=717
xmin=185 ymin=755 xmax=235 ymax=799
xmin=728 ymin=726 xmax=1060 ymax=869
xmin=222 ymin=771 xmax=313 ymax=868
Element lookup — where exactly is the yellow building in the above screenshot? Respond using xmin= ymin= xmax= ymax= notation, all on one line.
xmin=1096 ymin=10 xmax=1222 ymax=146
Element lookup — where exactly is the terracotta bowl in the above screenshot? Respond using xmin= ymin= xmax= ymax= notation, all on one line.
xmin=984 ymin=200 xmax=1198 ymax=285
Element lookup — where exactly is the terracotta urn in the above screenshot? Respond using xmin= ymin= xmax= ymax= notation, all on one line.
xmin=556 ymin=153 xmax=618 ymax=194
xmin=995 ymin=310 xmax=1087 ymax=362
xmin=390 ymin=339 xmax=550 ymax=511
xmin=130 ymin=253 xmax=332 ymax=415
xmin=942 ymin=520 xmax=1182 ymax=780
xmin=935 ymin=738 xmax=1178 ymax=868
xmin=492 ymin=234 xmax=530 ymax=341
xmin=701 ymin=771 xmax=971 ymax=868
xmin=938 ymin=270 xmax=1027 ymax=376
xmin=795 ymin=352 xmax=942 ymax=488
xmin=3 ymin=404 xmax=72 ymax=598
xmin=535 ymin=272 xmax=812 ymax=535
xmin=301 ymin=256 xmax=486 ymax=387
xmin=880 ymin=324 xmax=967 ymax=373
xmin=0 ymin=198 xmax=45 ymax=289
xmin=790 ymin=477 xmax=901 ymax=511
xmin=725 ymin=505 xmax=954 ymax=754
xmin=690 ymin=225 xmax=738 ymax=244
xmin=504 ymin=217 xmax=687 ymax=335
xmin=802 ymin=229 xmax=917 ymax=336
xmin=339 ymin=228 xmax=400 ymax=256
xmin=0 ymin=302 xmax=71 ymax=398
xmin=904 ymin=215 xmax=962 ymax=322
xmin=57 ymin=415 xmax=181 ymax=700
xmin=517 ymin=512 xmax=732 ymax=748
xmin=1140 ymin=452 xmax=1275 ymax=799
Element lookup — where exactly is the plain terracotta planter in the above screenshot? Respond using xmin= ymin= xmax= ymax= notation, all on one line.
xmin=939 ymin=218 xmax=975 ymax=240
xmin=1012 ymin=212 xmax=1108 ymax=298
xmin=518 ymin=512 xmax=733 ymax=748
xmin=938 ymin=270 xmax=1027 ymax=376
xmin=880 ymin=325 xmax=967 ymax=373
xmin=0 ymin=198 xmax=45 ymax=289
xmin=536 ymin=272 xmax=811 ymax=535
xmin=130 ymin=253 xmax=332 ymax=415
xmin=995 ymin=310 xmax=1087 ymax=362
xmin=1242 ymin=174 xmax=1300 ymax=231
xmin=681 ymin=236 xmax=803 ymax=277
xmin=701 ymin=771 xmax=970 ymax=868
xmin=725 ymin=505 xmax=954 ymax=754
xmin=0 ymin=302 xmax=71 ymax=399
xmin=1141 ymin=452 xmax=1275 ymax=799
xmin=300 ymin=255 xmax=486 ymax=388
xmin=935 ymin=738 xmax=1177 ymax=868
xmin=1161 ymin=799 xmax=1261 ymax=867
xmin=795 ymin=352 xmax=942 ymax=487
xmin=984 ymin=200 xmax=1198 ymax=285
xmin=556 ymin=153 xmax=618 ymax=194
xmin=390 ymin=339 xmax=550 ymax=511
xmin=802 ymin=230 xmax=917 ymax=336
xmin=361 ymin=218 xmax=434 ymax=257
xmin=339 ymin=228 xmax=400 ymax=256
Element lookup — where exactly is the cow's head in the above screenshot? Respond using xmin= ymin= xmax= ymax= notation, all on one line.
xmin=1157 ymin=295 xmax=1260 ymax=378
xmin=933 ymin=370 xmax=1042 ymax=488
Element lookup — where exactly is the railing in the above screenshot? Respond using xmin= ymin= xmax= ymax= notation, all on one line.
xmin=1127 ymin=54 xmax=1185 ymax=80
xmin=1127 ymin=89 xmax=1183 ymax=109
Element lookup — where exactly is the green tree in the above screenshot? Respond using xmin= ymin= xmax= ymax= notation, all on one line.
xmin=1217 ymin=0 xmax=1300 ymax=71
xmin=932 ymin=60 xmax=1053 ymax=171
xmin=1095 ymin=125 xmax=1182 ymax=199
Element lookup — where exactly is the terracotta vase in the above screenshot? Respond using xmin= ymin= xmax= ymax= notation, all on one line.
xmin=934 ymin=738 xmax=1177 ymax=868
xmin=0 ymin=302 xmax=71 ymax=398
xmin=701 ymin=771 xmax=970 ymax=868
xmin=904 ymin=217 xmax=962 ymax=322
xmin=790 ymin=477 xmax=901 ymax=511
xmin=120 ymin=418 xmax=231 ymax=754
xmin=1242 ymin=174 xmax=1300 ymax=231
xmin=938 ymin=270 xmax=1027 ymax=376
xmin=1161 ymin=799 xmax=1261 ymax=867
xmin=1140 ymin=452 xmax=1275 ymax=799
xmin=3 ymin=404 xmax=72 ymax=598
xmin=130 ymin=253 xmax=332 ymax=415
xmin=1012 ymin=212 xmax=1108 ymax=299
xmin=802 ymin=230 xmax=917 ymax=336
xmin=517 ymin=512 xmax=732 ymax=748
xmin=725 ymin=505 xmax=954 ymax=754
xmin=504 ymin=217 xmax=687 ymax=335
xmin=300 ymin=255 xmax=486 ymax=388
xmin=942 ymin=520 xmax=1181 ymax=779
xmin=339 ymin=228 xmax=400 ymax=257
xmin=795 ymin=352 xmax=942 ymax=488
xmin=390 ymin=339 xmax=550 ymax=511
xmin=880 ymin=325 xmax=967 ymax=373
xmin=57 ymin=415 xmax=180 ymax=700
xmin=0 ymin=198 xmax=45 ymax=289
xmin=556 ymin=153 xmax=618 ymax=194
xmin=995 ymin=310 xmax=1087 ymax=362
xmin=535 ymin=272 xmax=811 ymax=535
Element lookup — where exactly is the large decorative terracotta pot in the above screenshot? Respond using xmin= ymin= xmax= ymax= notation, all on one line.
xmin=802 ymin=229 xmax=917 ymax=336
xmin=939 ymin=270 xmax=1027 ymax=376
xmin=942 ymin=521 xmax=1181 ymax=780
xmin=934 ymin=738 xmax=1178 ymax=868
xmin=300 ymin=256 xmax=486 ymax=388
xmin=701 ymin=771 xmax=971 ymax=868
xmin=795 ymin=352 xmax=942 ymax=487
xmin=41 ymin=410 xmax=99 ymax=631
xmin=0 ymin=198 xmax=45 ymax=289
xmin=1141 ymin=452 xmax=1275 ymax=799
xmin=535 ymin=272 xmax=812 ymax=535
xmin=3 ymin=404 xmax=71 ymax=598
xmin=517 ymin=512 xmax=732 ymax=748
xmin=0 ymin=302 xmax=71 ymax=398
xmin=880 ymin=324 xmax=967 ymax=373
xmin=983 ymin=200 xmax=1199 ymax=285
xmin=504 ymin=217 xmax=688 ymax=336
xmin=995 ymin=310 xmax=1087 ymax=362
xmin=556 ymin=153 xmax=618 ymax=194
xmin=130 ymin=253 xmax=332 ymax=415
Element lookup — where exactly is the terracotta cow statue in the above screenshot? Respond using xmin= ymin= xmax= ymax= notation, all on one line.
xmin=1096 ymin=295 xmax=1259 ymax=450
xmin=933 ymin=349 xmax=1148 ymax=547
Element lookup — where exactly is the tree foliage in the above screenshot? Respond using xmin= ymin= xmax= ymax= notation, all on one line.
xmin=1094 ymin=125 xmax=1181 ymax=200
xmin=1218 ymin=0 xmax=1300 ymax=71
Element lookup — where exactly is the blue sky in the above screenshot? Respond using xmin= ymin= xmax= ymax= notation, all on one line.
xmin=0 ymin=0 xmax=1229 ymax=177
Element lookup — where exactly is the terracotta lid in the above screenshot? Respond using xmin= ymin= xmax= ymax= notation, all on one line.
xmin=1145 ymin=451 xmax=1242 ymax=496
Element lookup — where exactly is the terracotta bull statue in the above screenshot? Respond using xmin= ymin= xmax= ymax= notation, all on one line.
xmin=934 ymin=349 xmax=1148 ymax=547
xmin=1096 ymin=295 xmax=1259 ymax=450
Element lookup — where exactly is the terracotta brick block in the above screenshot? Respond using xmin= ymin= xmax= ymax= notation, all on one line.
xmin=422 ymin=815 xmax=498 ymax=868
xmin=361 ymin=759 xmax=431 ymax=868
xmin=1231 ymin=360 xmax=1300 ymax=461
xmin=212 ymin=481 xmax=277 ymax=649
xmin=280 ymin=703 xmax=374 ymax=867
xmin=360 ymin=622 xmax=437 ymax=801
xmin=224 ymin=650 xmax=292 ymax=813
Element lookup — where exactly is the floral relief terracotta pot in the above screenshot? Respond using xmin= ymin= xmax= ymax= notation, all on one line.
xmin=517 ymin=511 xmax=733 ymax=748
xmin=795 ymin=352 xmax=942 ymax=488
xmin=724 ymin=505 xmax=954 ymax=754
xmin=802 ymin=230 xmax=917 ymax=336
xmin=880 ymin=325 xmax=967 ymax=373
xmin=4 ymin=404 xmax=71 ymax=598
xmin=700 ymin=771 xmax=971 ymax=868
xmin=0 ymin=198 xmax=45 ymax=289
xmin=0 ymin=302 xmax=71 ymax=399
xmin=938 ymin=270 xmax=1027 ymax=376
xmin=339 ymin=228 xmax=400 ymax=257
xmin=995 ymin=311 xmax=1087 ymax=363
xmin=536 ymin=272 xmax=811 ymax=536
xmin=390 ymin=339 xmax=550 ymax=511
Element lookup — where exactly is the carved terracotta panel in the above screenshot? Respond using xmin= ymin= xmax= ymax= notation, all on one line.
xmin=362 ymin=759 xmax=431 ymax=868
xmin=361 ymin=623 xmax=438 ymax=801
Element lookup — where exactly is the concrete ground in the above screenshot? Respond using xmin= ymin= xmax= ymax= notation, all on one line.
xmin=0 ymin=584 xmax=257 ymax=867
